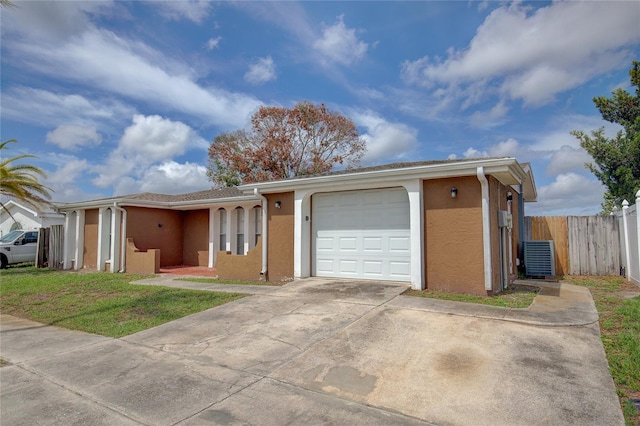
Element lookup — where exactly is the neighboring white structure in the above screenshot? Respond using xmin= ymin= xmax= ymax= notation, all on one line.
xmin=616 ymin=190 xmax=640 ymax=285
xmin=0 ymin=200 xmax=65 ymax=237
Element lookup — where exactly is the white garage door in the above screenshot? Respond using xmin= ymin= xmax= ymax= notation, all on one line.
xmin=312 ymin=187 xmax=411 ymax=281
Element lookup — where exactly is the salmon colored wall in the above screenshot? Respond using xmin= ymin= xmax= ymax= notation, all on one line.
xmin=265 ymin=192 xmax=294 ymax=281
xmin=83 ymin=209 xmax=99 ymax=270
xmin=217 ymin=239 xmax=263 ymax=280
xmin=126 ymin=238 xmax=160 ymax=274
xmin=183 ymin=209 xmax=209 ymax=266
xmin=424 ymin=177 xmax=486 ymax=295
xmin=126 ymin=207 xmax=183 ymax=267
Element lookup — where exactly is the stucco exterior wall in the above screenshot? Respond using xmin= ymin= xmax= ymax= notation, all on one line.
xmin=265 ymin=192 xmax=294 ymax=281
xmin=216 ymin=239 xmax=263 ymax=280
xmin=83 ymin=209 xmax=99 ymax=270
xmin=183 ymin=209 xmax=209 ymax=266
xmin=424 ymin=177 xmax=486 ymax=295
xmin=126 ymin=207 xmax=183 ymax=267
xmin=126 ymin=238 xmax=160 ymax=274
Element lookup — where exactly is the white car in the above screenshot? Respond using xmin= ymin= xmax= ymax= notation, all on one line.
xmin=0 ymin=230 xmax=39 ymax=269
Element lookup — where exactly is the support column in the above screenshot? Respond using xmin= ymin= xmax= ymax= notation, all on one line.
xmin=74 ymin=210 xmax=85 ymax=270
xmin=294 ymin=190 xmax=312 ymax=278
xmin=208 ymin=207 xmax=216 ymax=268
xmin=403 ymin=179 xmax=425 ymax=290
xmin=110 ymin=208 xmax=121 ymax=272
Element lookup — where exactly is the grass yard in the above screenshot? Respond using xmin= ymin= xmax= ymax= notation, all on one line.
xmin=563 ymin=276 xmax=640 ymax=426
xmin=0 ymin=267 xmax=245 ymax=338
xmin=404 ymin=284 xmax=539 ymax=309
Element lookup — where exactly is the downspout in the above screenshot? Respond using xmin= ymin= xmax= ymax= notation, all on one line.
xmin=476 ymin=167 xmax=492 ymax=291
xmin=254 ymin=188 xmax=268 ymax=276
xmin=113 ymin=202 xmax=127 ymax=273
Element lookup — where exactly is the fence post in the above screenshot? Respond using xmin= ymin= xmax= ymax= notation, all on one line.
xmin=622 ymin=200 xmax=630 ymax=277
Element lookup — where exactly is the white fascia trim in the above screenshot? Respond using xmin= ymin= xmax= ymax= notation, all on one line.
xmin=56 ymin=195 xmax=260 ymax=211
xmin=0 ymin=200 xmax=39 ymax=217
xmin=239 ymin=158 xmax=525 ymax=194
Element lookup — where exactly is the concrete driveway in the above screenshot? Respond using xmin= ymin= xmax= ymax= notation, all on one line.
xmin=0 ymin=278 xmax=624 ymax=425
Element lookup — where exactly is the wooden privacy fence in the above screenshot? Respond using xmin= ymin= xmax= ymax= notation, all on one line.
xmin=524 ymin=216 xmax=620 ymax=276
xmin=36 ymin=225 xmax=64 ymax=269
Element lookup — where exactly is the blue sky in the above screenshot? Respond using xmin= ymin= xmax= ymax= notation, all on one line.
xmin=1 ymin=1 xmax=639 ymax=215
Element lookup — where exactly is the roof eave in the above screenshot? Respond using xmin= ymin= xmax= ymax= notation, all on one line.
xmin=240 ymin=158 xmax=527 ymax=193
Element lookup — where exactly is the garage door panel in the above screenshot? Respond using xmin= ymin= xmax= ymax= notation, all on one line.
xmin=339 ymin=237 xmax=357 ymax=251
xmin=363 ymin=237 xmax=383 ymax=251
xmin=315 ymin=237 xmax=334 ymax=251
xmin=312 ymin=188 xmax=411 ymax=282
xmin=389 ymin=236 xmax=410 ymax=252
xmin=338 ymin=260 xmax=358 ymax=274
xmin=363 ymin=261 xmax=383 ymax=275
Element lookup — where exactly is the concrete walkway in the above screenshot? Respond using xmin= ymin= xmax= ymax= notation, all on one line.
xmin=0 ymin=278 xmax=624 ymax=425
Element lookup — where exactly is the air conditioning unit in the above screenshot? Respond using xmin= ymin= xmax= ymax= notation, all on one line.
xmin=523 ymin=240 xmax=555 ymax=277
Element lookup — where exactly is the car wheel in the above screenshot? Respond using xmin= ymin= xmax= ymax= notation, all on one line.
xmin=0 ymin=255 xmax=7 ymax=269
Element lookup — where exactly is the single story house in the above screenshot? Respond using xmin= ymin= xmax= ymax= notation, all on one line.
xmin=0 ymin=200 xmax=65 ymax=237
xmin=56 ymin=158 xmax=537 ymax=295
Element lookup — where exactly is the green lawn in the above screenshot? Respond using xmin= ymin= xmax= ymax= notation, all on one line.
xmin=404 ymin=284 xmax=539 ymax=309
xmin=0 ymin=268 xmax=245 ymax=338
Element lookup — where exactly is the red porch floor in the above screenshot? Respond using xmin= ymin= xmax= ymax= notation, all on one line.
xmin=158 ymin=266 xmax=218 ymax=277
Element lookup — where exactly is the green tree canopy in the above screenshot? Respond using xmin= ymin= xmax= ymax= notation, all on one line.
xmin=0 ymin=139 xmax=53 ymax=215
xmin=572 ymin=61 xmax=640 ymax=213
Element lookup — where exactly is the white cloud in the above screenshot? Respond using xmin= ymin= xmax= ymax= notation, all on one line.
xmin=244 ymin=56 xmax=277 ymax=85
xmin=139 ymin=162 xmax=209 ymax=194
xmin=206 ymin=36 xmax=222 ymax=50
xmin=531 ymin=114 xmax=623 ymax=151
xmin=526 ymin=173 xmax=606 ymax=216
xmin=490 ymin=138 xmax=519 ymax=157
xmin=119 ymin=114 xmax=199 ymax=162
xmin=114 ymin=161 xmax=209 ymax=195
xmin=469 ymin=101 xmax=509 ymax=129
xmin=314 ymin=15 xmax=368 ymax=66
xmin=41 ymin=154 xmax=103 ymax=203
xmin=463 ymin=147 xmax=488 ymax=158
xmin=93 ymin=115 xmax=207 ymax=189
xmin=545 ymin=146 xmax=592 ymax=176
xmin=3 ymin=8 xmax=261 ymax=129
xmin=46 ymin=124 xmax=102 ymax=151
xmin=454 ymin=138 xmax=520 ymax=159
xmin=401 ymin=2 xmax=639 ymax=109
xmin=47 ymin=157 xmax=89 ymax=187
xmin=1 ymin=86 xmax=134 ymax=128
xmin=353 ymin=112 xmax=418 ymax=163
xmin=152 ymin=0 xmax=212 ymax=24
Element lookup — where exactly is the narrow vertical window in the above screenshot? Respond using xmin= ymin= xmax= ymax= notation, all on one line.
xmin=236 ymin=207 xmax=244 ymax=255
xmin=219 ymin=209 xmax=227 ymax=252
xmin=254 ymin=206 xmax=262 ymax=245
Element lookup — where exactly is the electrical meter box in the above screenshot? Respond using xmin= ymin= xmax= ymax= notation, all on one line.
xmin=498 ymin=211 xmax=513 ymax=228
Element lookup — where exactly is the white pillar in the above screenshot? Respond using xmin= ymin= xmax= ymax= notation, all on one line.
xmin=62 ymin=212 xmax=75 ymax=269
xmin=97 ymin=207 xmax=108 ymax=271
xmin=403 ymin=180 xmax=425 ymax=290
xmin=622 ymin=199 xmax=630 ymax=277
xmin=208 ymin=207 xmax=216 ymax=268
xmin=294 ymin=190 xmax=312 ymax=278
xmin=110 ymin=208 xmax=121 ymax=272
xmin=635 ymin=190 xmax=640 ymax=283
xmin=74 ymin=210 xmax=85 ymax=270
